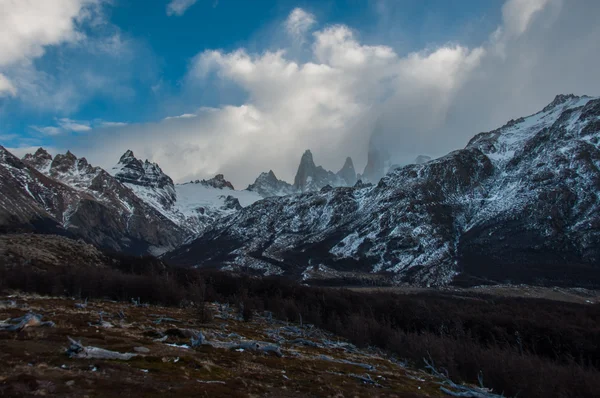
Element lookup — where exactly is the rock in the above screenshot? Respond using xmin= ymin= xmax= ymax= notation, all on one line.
xmin=246 ymin=170 xmax=296 ymax=198
xmin=134 ymin=347 xmax=150 ymax=353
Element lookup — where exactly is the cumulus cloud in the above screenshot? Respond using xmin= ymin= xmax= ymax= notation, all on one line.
xmin=67 ymin=1 xmax=600 ymax=188
xmin=0 ymin=0 xmax=103 ymax=67
xmin=0 ymin=0 xmax=145 ymax=112
xmin=285 ymin=8 xmax=316 ymax=42
xmin=166 ymin=0 xmax=198 ymax=16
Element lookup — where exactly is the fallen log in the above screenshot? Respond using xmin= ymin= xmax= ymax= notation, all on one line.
xmin=66 ymin=337 xmax=137 ymax=360
xmin=0 ymin=313 xmax=55 ymax=331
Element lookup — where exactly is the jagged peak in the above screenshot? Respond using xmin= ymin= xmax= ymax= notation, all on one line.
xmin=541 ymin=94 xmax=587 ymax=113
xmin=119 ymin=149 xmax=137 ymax=163
xmin=299 ymin=149 xmax=315 ymax=166
xmin=34 ymin=147 xmax=52 ymax=158
xmin=200 ymin=174 xmax=235 ymax=190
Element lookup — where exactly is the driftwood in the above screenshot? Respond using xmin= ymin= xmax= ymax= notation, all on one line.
xmin=424 ymin=358 xmax=505 ymax=398
xmin=66 ymin=337 xmax=137 ymax=360
xmin=0 ymin=313 xmax=55 ymax=331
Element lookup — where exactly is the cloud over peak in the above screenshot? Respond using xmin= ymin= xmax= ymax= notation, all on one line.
xmin=36 ymin=1 xmax=600 ymax=189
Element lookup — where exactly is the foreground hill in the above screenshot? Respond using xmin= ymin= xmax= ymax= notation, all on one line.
xmin=166 ymin=95 xmax=600 ymax=287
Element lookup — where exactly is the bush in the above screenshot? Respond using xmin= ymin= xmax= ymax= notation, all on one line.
xmin=1 ymin=254 xmax=600 ymax=398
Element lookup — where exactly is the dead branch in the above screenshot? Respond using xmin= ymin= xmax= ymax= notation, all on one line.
xmin=424 ymin=357 xmax=505 ymax=398
xmin=0 ymin=313 xmax=54 ymax=331
xmin=66 ymin=337 xmax=137 ymax=360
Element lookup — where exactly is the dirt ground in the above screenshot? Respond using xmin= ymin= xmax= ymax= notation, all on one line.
xmin=0 ymin=294 xmax=453 ymax=398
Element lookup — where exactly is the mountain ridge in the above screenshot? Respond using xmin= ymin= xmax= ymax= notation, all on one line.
xmin=164 ymin=94 xmax=600 ymax=287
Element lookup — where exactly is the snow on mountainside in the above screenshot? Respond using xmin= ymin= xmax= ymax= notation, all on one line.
xmin=5 ymin=148 xmax=187 ymax=255
xmin=110 ymin=150 xmax=261 ymax=236
xmin=165 ymin=94 xmax=600 ymax=287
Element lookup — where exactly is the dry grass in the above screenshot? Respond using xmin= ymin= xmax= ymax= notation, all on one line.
xmin=0 ymin=294 xmax=445 ymax=398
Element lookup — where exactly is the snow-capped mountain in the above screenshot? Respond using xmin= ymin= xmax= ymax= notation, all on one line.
xmin=110 ymin=150 xmax=262 ymax=236
xmin=4 ymin=147 xmax=187 ymax=255
xmin=246 ymin=170 xmax=297 ymax=198
xmin=247 ymin=150 xmax=358 ymax=198
xmin=165 ymin=94 xmax=600 ymax=287
xmin=5 ymin=148 xmax=261 ymax=255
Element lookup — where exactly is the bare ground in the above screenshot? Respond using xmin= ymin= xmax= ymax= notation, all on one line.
xmin=0 ymin=294 xmax=452 ymax=398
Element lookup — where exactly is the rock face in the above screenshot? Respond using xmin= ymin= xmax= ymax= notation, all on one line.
xmin=165 ymin=95 xmax=600 ymax=287
xmin=247 ymin=170 xmax=296 ymax=198
xmin=361 ymin=147 xmax=390 ymax=183
xmin=336 ymin=157 xmax=357 ymax=186
xmin=293 ymin=150 xmax=349 ymax=192
xmin=112 ymin=150 xmax=176 ymax=210
xmin=4 ymin=147 xmax=188 ymax=255
xmin=197 ymin=174 xmax=235 ymax=190
xmin=22 ymin=148 xmax=52 ymax=173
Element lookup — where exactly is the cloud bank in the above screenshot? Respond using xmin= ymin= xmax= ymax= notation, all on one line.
xmin=60 ymin=0 xmax=600 ymax=188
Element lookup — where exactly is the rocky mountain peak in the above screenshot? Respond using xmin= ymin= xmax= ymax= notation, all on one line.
xmin=22 ymin=147 xmax=53 ymax=172
xmin=293 ymin=149 xmax=344 ymax=192
xmin=199 ymin=174 xmax=235 ymax=190
xmin=362 ymin=147 xmax=390 ymax=183
xmin=336 ymin=156 xmax=357 ymax=186
xmin=113 ymin=150 xmax=174 ymax=190
xmin=119 ymin=149 xmax=136 ymax=163
xmin=542 ymin=94 xmax=579 ymax=112
xmin=50 ymin=151 xmax=79 ymax=174
xmin=247 ymin=169 xmax=296 ymax=198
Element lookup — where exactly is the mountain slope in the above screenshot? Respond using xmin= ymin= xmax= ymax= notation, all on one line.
xmin=111 ymin=151 xmax=262 ymax=236
xmin=165 ymin=95 xmax=600 ymax=287
xmin=7 ymin=147 xmax=188 ymax=255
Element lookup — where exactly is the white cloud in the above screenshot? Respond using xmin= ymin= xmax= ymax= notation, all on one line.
xmin=99 ymin=121 xmax=128 ymax=128
xmin=70 ymin=0 xmax=600 ymax=188
xmin=163 ymin=113 xmax=197 ymax=120
xmin=166 ymin=0 xmax=198 ymax=16
xmin=0 ymin=0 xmax=102 ymax=67
xmin=32 ymin=126 xmax=64 ymax=136
xmin=502 ymin=0 xmax=552 ymax=36
xmin=31 ymin=117 xmax=117 ymax=136
xmin=0 ymin=73 xmax=17 ymax=96
xmin=57 ymin=118 xmax=92 ymax=132
xmin=285 ymin=8 xmax=316 ymax=42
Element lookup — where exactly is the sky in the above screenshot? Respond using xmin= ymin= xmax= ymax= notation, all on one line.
xmin=1 ymin=0 xmax=599 ymax=187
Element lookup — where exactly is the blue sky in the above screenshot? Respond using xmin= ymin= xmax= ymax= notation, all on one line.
xmin=0 ymin=0 xmax=501 ymax=147
xmin=1 ymin=0 xmax=599 ymax=186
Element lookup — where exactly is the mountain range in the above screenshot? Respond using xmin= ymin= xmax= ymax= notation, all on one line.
xmin=165 ymin=94 xmax=600 ymax=287
xmin=1 ymin=94 xmax=599 ymax=287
